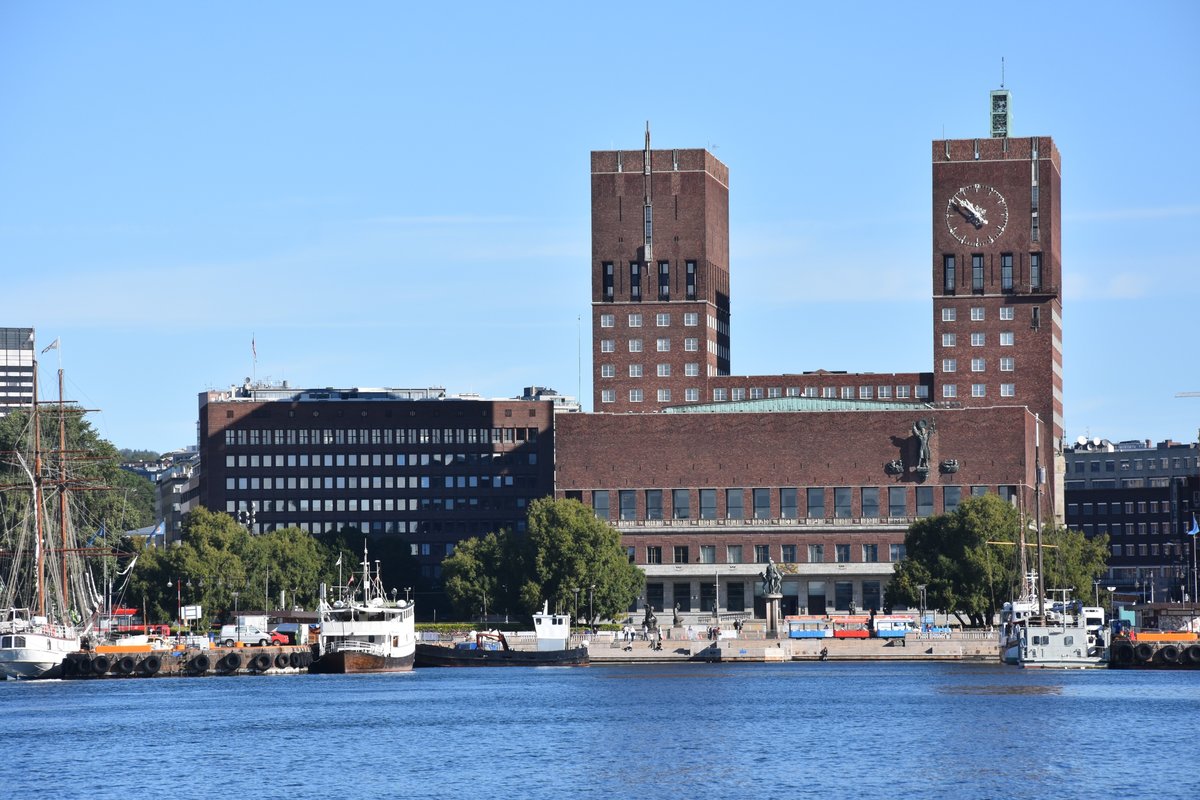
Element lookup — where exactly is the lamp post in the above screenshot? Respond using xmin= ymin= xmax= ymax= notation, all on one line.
xmin=572 ymin=587 xmax=580 ymax=621
xmin=1107 ymin=586 xmax=1116 ymax=624
xmin=232 ymin=591 xmax=240 ymax=641
xmin=404 ymin=586 xmax=411 ymax=603
xmin=1094 ymin=579 xmax=1101 ymax=607
xmin=917 ymin=584 xmax=927 ymax=629
xmin=167 ymin=578 xmax=182 ymax=631
xmin=588 ymin=584 xmax=595 ymax=627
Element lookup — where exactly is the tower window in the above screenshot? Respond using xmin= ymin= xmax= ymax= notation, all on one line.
xmin=630 ymin=262 xmax=641 ymax=301
xmin=1030 ymin=253 xmax=1042 ymax=290
xmin=658 ymin=261 xmax=670 ymax=300
xmin=972 ymin=255 xmax=984 ymax=293
xmin=943 ymin=255 xmax=956 ymax=293
xmin=602 ymin=262 xmax=614 ymax=301
xmin=1001 ymin=254 xmax=1013 ymax=292
xmin=686 ymin=260 xmax=697 ymax=300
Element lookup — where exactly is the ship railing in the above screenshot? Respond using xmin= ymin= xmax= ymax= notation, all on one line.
xmin=328 ymin=639 xmax=385 ymax=657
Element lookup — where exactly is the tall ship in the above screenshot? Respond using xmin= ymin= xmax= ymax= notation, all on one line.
xmin=415 ymin=601 xmax=589 ymax=667
xmin=309 ymin=545 xmax=415 ymax=674
xmin=0 ymin=348 xmax=98 ymax=679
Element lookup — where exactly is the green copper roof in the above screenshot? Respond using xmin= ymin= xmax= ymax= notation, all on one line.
xmin=663 ymin=396 xmax=933 ymax=414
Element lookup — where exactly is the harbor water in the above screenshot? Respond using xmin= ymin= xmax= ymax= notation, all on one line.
xmin=2 ymin=662 xmax=1197 ymax=799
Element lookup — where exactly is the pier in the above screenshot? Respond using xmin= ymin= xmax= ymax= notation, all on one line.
xmin=60 ymin=645 xmax=314 ymax=679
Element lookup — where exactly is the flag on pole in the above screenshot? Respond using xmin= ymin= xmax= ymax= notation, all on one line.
xmin=41 ymin=338 xmax=59 ymax=354
xmin=1187 ymin=514 xmax=1198 ymax=536
xmin=335 ymin=555 xmax=342 ymax=567
xmin=252 ymin=335 xmax=257 ymax=363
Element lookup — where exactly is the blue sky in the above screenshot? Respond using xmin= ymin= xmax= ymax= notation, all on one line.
xmin=2 ymin=2 xmax=1197 ymax=453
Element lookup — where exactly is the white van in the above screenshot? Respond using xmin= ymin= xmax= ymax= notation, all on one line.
xmin=218 ymin=624 xmax=271 ymax=647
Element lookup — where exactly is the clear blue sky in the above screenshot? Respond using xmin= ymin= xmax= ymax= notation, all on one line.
xmin=2 ymin=2 xmax=1197 ymax=453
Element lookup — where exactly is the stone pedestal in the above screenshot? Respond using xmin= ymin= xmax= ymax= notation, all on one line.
xmin=765 ymin=593 xmax=783 ymax=639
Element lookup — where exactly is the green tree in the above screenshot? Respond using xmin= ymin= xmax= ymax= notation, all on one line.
xmin=442 ymin=498 xmax=643 ymax=623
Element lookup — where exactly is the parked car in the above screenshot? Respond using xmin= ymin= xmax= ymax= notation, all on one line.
xmin=268 ymin=629 xmax=289 ymax=645
xmin=218 ymin=624 xmax=272 ymax=647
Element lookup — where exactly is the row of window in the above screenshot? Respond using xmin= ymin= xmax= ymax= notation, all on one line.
xmin=941 ymin=357 xmax=1016 ymax=372
xmin=225 ymin=473 xmax=530 ymax=491
xmin=224 ymin=494 xmax=530 ymax=512
xmin=644 ymin=580 xmax=887 ymax=614
xmin=598 ymin=337 xmax=702 ymax=353
xmin=599 ymin=382 xmax=934 ymax=404
xmin=641 ymin=542 xmax=906 ymax=565
xmin=1071 ymin=457 xmax=1196 ymax=473
xmin=601 ymin=363 xmax=704 ymax=379
xmin=942 ymin=383 xmax=1016 ymax=398
xmin=601 ymin=388 xmax=695 ymax=404
xmin=1111 ymin=542 xmax=1185 ymax=558
xmin=1067 ymin=500 xmax=1172 ymax=516
xmin=590 ymin=485 xmax=1016 ymax=521
xmin=940 ymin=331 xmax=1017 ymax=347
xmin=599 ymin=312 xmax=701 ymax=328
xmin=224 ymin=452 xmax=537 ymax=469
xmin=222 ymin=427 xmax=540 ymax=447
xmin=601 ymin=260 xmax=698 ymax=302
xmin=1080 ymin=522 xmax=1189 ymax=537
xmin=941 ymin=306 xmax=1018 ymax=322
xmin=943 ymin=253 xmax=1042 ymax=293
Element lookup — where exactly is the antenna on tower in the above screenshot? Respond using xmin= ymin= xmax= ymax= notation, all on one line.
xmin=1001 ymin=56 xmax=1006 ymax=88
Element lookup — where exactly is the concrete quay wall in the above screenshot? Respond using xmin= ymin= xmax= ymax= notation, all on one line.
xmin=587 ymin=634 xmax=998 ymax=664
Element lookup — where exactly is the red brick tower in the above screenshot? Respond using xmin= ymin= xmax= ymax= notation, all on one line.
xmin=590 ymin=126 xmax=729 ymax=412
xmin=931 ymin=90 xmax=1063 ymax=456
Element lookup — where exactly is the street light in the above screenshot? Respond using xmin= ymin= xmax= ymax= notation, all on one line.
xmin=1106 ymin=586 xmax=1116 ymax=622
xmin=404 ymin=586 xmax=412 ymax=603
xmin=917 ymin=584 xmax=928 ymax=628
xmin=232 ymin=591 xmax=240 ymax=641
xmin=588 ymin=584 xmax=596 ymax=626
xmin=572 ymin=587 xmax=580 ymax=621
xmin=167 ymin=578 xmax=182 ymax=631
xmin=1094 ymin=579 xmax=1101 ymax=607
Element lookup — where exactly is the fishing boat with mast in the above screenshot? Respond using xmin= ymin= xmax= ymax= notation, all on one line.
xmin=309 ymin=544 xmax=416 ymax=674
xmin=0 ymin=341 xmax=99 ymax=679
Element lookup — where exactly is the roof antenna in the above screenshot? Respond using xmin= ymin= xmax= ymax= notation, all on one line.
xmin=1001 ymin=56 xmax=1005 ymax=88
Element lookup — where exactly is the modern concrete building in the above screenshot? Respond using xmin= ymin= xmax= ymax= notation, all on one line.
xmin=0 ymin=327 xmax=35 ymax=415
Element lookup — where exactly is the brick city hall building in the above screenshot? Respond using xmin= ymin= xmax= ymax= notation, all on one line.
xmin=198 ymin=92 xmax=1065 ymax=617
xmin=555 ymin=90 xmax=1062 ymax=617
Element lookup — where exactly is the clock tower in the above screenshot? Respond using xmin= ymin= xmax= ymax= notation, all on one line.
xmin=931 ymin=95 xmax=1063 ymax=473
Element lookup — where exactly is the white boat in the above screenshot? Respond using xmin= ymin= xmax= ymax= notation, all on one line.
xmin=0 ymin=357 xmax=89 ymax=680
xmin=1017 ymin=592 xmax=1108 ymax=669
xmin=309 ymin=545 xmax=415 ymax=674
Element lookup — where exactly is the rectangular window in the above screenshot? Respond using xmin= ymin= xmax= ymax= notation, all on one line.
xmin=835 ymin=544 xmax=851 ymax=563
xmin=699 ymin=545 xmax=715 ymax=564
xmin=685 ymin=388 xmax=699 ymax=402
xmin=916 ymin=486 xmax=934 ymax=517
xmin=780 ymin=488 xmax=798 ymax=519
xmin=619 ymin=490 xmax=636 ymax=520
xmin=655 ymin=312 xmax=670 ymax=327
xmin=630 ymin=262 xmax=641 ymax=300
xmin=971 ymin=384 xmax=986 ymax=398
xmin=944 ymin=486 xmax=962 ymax=513
xmin=1000 ymin=306 xmax=1014 ymax=320
xmin=600 ymin=364 xmax=615 ymax=378
xmin=629 ymin=388 xmax=643 ymax=402
xmin=656 ymin=338 xmax=670 ymax=352
xmin=684 ymin=338 xmax=699 ymax=352
xmin=629 ymin=364 xmax=643 ymax=377
xmin=859 ymin=386 xmax=873 ymax=399
xmin=1030 ymin=253 xmax=1042 ymax=290
xmin=942 ymin=307 xmax=956 ymax=322
xmin=726 ymin=489 xmax=744 ymax=519
xmin=753 ymin=488 xmax=771 ymax=519
xmin=861 ymin=487 xmax=880 ymax=518
xmin=592 ymin=490 xmax=610 ymax=520
xmin=889 ymin=543 xmax=906 ymax=562
xmin=628 ymin=313 xmax=642 ymax=327
xmin=700 ymin=489 xmax=717 ymax=519
xmin=942 ymin=333 xmax=957 ymax=347
xmin=601 ymin=389 xmax=615 ymax=403
xmin=1000 ymin=357 xmax=1014 ymax=372
xmin=971 ymin=358 xmax=985 ymax=372
xmin=942 ymin=384 xmax=957 ymax=398
xmin=807 ymin=487 xmax=825 ymax=519
xmin=835 ymin=487 xmax=852 ymax=518
xmin=600 ymin=314 xmax=614 ymax=328
xmin=754 ymin=544 xmax=770 ymax=564
xmin=781 ymin=544 xmax=797 ymax=563
xmin=602 ymin=262 xmax=614 ymax=300
xmin=970 ymin=307 xmax=984 ymax=321
xmin=971 ymin=332 xmax=985 ymax=346
xmin=727 ymin=545 xmax=743 ymax=564
xmin=673 ymin=545 xmax=689 ymax=564
xmin=658 ymin=262 xmax=670 ymax=301
xmin=686 ymin=260 xmax=696 ymax=299
xmin=646 ymin=546 xmax=662 ymax=564
xmin=1000 ymin=332 xmax=1014 ymax=346
xmin=657 ymin=363 xmax=670 ymax=377
xmin=656 ymin=389 xmax=671 ymax=403
xmin=672 ymin=489 xmax=690 ymax=519
xmin=942 ymin=359 xmax=957 ymax=373
xmin=862 ymin=544 xmax=879 ymax=563
xmin=943 ymin=255 xmax=956 ymax=292
xmin=600 ymin=339 xmax=615 ymax=353
xmin=1001 ymin=253 xmax=1013 ymax=291
xmin=972 ymin=255 xmax=984 ymax=292
xmin=628 ymin=338 xmax=643 ymax=352
xmin=1000 ymin=383 xmax=1015 ymax=397
xmin=684 ymin=312 xmax=698 ymax=326
xmin=888 ymin=486 xmax=907 ymax=517
xmin=684 ymin=363 xmax=699 ymax=377
xmin=808 ymin=544 xmax=825 ymax=563
xmin=645 ymin=490 xmax=663 ymax=520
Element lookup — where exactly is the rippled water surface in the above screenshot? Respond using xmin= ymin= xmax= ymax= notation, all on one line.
xmin=3 ymin=662 xmax=1197 ymax=799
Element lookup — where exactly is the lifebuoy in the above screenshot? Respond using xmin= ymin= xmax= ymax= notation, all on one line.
xmin=1134 ymin=643 xmax=1155 ymax=662
xmin=1186 ymin=645 xmax=1200 ymax=665
xmin=1111 ymin=641 xmax=1135 ymax=664
xmin=289 ymin=652 xmax=301 ymax=668
xmin=140 ymin=655 xmax=162 ymax=676
xmin=91 ymin=655 xmax=110 ymax=675
xmin=1159 ymin=644 xmax=1180 ymax=664
xmin=274 ymin=653 xmax=289 ymax=669
xmin=117 ymin=656 xmax=137 ymax=674
xmin=220 ymin=651 xmax=242 ymax=671
xmin=189 ymin=654 xmax=210 ymax=673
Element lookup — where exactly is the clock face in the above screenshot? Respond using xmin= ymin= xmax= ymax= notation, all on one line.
xmin=946 ymin=183 xmax=1009 ymax=247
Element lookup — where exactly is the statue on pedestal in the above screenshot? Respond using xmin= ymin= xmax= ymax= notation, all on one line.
xmin=761 ymin=558 xmax=783 ymax=596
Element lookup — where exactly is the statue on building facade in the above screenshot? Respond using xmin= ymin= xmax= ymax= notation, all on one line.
xmin=761 ymin=558 xmax=783 ymax=596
